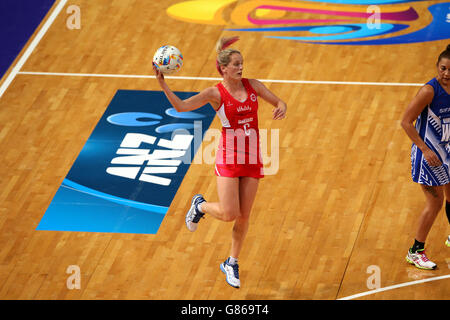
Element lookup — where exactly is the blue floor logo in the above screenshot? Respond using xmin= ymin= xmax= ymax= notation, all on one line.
xmin=37 ymin=90 xmax=216 ymax=234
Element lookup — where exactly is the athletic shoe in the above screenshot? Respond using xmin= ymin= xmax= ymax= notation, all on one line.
xmin=446 ymin=235 xmax=450 ymax=247
xmin=220 ymin=258 xmax=240 ymax=288
xmin=406 ymin=249 xmax=437 ymax=270
xmin=185 ymin=194 xmax=205 ymax=232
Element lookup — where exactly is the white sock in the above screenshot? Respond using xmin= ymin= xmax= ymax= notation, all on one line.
xmin=197 ymin=202 xmax=204 ymax=213
xmin=228 ymin=256 xmax=238 ymax=265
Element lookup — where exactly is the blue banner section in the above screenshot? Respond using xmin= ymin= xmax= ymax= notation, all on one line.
xmin=37 ymin=90 xmax=216 ymax=234
xmin=0 ymin=0 xmax=55 ymax=79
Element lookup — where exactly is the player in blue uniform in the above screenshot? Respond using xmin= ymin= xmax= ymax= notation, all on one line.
xmin=401 ymin=44 xmax=450 ymax=269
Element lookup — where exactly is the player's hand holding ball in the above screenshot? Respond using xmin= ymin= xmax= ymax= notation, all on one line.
xmin=152 ymin=62 xmax=164 ymax=83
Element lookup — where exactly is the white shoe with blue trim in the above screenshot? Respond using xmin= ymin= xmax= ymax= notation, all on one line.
xmin=220 ymin=258 xmax=240 ymax=288
xmin=185 ymin=194 xmax=205 ymax=232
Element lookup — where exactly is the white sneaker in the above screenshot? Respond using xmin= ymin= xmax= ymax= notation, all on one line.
xmin=406 ymin=249 xmax=437 ymax=270
xmin=446 ymin=235 xmax=450 ymax=247
xmin=185 ymin=194 xmax=205 ymax=232
xmin=220 ymin=258 xmax=240 ymax=288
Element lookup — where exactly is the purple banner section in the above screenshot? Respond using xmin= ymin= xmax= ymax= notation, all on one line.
xmin=0 ymin=0 xmax=55 ymax=79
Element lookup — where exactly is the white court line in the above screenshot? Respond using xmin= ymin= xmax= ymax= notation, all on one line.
xmin=0 ymin=0 xmax=68 ymax=99
xmin=17 ymin=71 xmax=424 ymax=87
xmin=338 ymin=274 xmax=450 ymax=300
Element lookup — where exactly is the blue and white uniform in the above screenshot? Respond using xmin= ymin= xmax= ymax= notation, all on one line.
xmin=411 ymin=78 xmax=450 ymax=186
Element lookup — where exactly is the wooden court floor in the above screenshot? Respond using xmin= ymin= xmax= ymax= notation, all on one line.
xmin=0 ymin=0 xmax=449 ymax=300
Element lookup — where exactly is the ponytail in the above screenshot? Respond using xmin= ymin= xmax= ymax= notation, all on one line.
xmin=216 ymin=36 xmax=240 ymax=53
xmin=437 ymin=44 xmax=450 ymax=65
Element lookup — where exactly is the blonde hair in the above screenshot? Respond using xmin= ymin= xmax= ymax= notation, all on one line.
xmin=215 ymin=36 xmax=241 ymax=75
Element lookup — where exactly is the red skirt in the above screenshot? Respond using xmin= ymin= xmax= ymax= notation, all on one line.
xmin=214 ymin=131 xmax=264 ymax=179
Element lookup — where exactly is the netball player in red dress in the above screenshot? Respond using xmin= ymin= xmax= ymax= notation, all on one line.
xmin=153 ymin=36 xmax=287 ymax=288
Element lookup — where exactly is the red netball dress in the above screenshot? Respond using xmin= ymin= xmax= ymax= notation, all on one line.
xmin=214 ymin=78 xmax=264 ymax=178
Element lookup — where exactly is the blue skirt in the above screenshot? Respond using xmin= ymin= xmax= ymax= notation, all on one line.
xmin=411 ymin=143 xmax=450 ymax=186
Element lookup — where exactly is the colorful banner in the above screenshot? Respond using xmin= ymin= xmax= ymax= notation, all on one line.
xmin=167 ymin=0 xmax=450 ymax=45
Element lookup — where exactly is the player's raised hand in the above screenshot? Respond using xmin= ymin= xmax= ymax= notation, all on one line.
xmin=153 ymin=62 xmax=165 ymax=83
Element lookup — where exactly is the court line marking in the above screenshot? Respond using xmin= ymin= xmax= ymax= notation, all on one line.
xmin=338 ymin=274 xmax=450 ymax=300
xmin=16 ymin=71 xmax=424 ymax=87
xmin=0 ymin=0 xmax=68 ymax=99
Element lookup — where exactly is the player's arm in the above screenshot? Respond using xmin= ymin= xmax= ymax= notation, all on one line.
xmin=154 ymin=66 xmax=219 ymax=112
xmin=401 ymin=84 xmax=440 ymax=166
xmin=249 ymin=79 xmax=287 ymax=120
